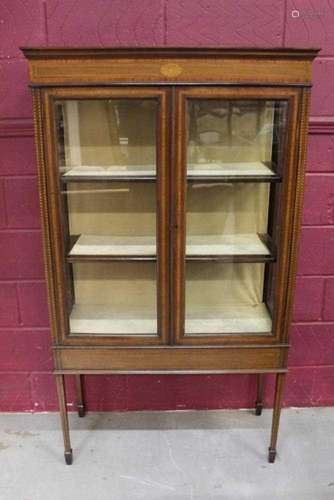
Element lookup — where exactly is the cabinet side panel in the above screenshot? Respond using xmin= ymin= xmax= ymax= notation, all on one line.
xmin=32 ymin=90 xmax=60 ymax=348
xmin=282 ymin=88 xmax=311 ymax=347
xmin=42 ymin=91 xmax=70 ymax=344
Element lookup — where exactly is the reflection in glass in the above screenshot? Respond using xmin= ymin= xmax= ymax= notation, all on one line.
xmin=187 ymin=99 xmax=287 ymax=176
xmin=56 ymin=99 xmax=157 ymax=177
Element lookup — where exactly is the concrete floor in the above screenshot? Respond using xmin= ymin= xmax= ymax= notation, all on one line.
xmin=0 ymin=408 xmax=333 ymax=500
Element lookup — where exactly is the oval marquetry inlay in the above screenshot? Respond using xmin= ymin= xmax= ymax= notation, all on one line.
xmin=160 ymin=62 xmax=183 ymax=78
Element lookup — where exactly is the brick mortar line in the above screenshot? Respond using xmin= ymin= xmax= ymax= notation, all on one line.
xmin=0 ymin=328 xmax=50 ymax=332
xmin=296 ymin=275 xmax=334 ymax=278
xmin=0 ymin=178 xmax=8 ymax=227
xmin=282 ymin=0 xmax=288 ymax=47
xmin=0 ymin=175 xmax=37 ymax=179
xmin=305 ymin=173 xmax=334 ymax=176
xmin=302 ymin=224 xmax=334 ymax=228
xmin=292 ymin=320 xmax=334 ymax=325
xmin=0 ymin=279 xmax=45 ymax=283
xmin=0 ymin=228 xmax=41 ymax=233
xmin=0 ymin=227 xmax=41 ymax=231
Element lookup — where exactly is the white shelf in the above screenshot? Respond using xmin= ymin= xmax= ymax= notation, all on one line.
xmin=187 ymin=161 xmax=275 ymax=176
xmin=69 ymin=233 xmax=270 ymax=257
xmin=62 ymin=165 xmax=156 ymax=177
xmin=69 ymin=303 xmax=271 ymax=335
xmin=186 ymin=234 xmax=270 ymax=256
xmin=69 ymin=304 xmax=157 ymax=335
xmin=61 ymin=162 xmax=276 ymax=179
xmin=185 ymin=303 xmax=272 ymax=334
xmin=70 ymin=235 xmax=156 ymax=256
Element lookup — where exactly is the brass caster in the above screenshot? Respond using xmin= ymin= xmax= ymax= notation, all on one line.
xmin=268 ymin=447 xmax=276 ymax=463
xmin=255 ymin=401 xmax=263 ymax=416
xmin=78 ymin=404 xmax=85 ymax=418
xmin=65 ymin=449 xmax=73 ymax=465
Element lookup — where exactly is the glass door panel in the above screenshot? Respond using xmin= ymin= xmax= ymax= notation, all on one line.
xmin=54 ymin=94 xmax=167 ymax=340
xmin=186 ymin=182 xmax=271 ymax=259
xmin=70 ymin=262 xmax=157 ymax=336
xmin=187 ymin=99 xmax=286 ymax=179
xmin=185 ymin=263 xmax=271 ymax=334
xmin=57 ymin=99 xmax=157 ymax=178
xmin=64 ymin=181 xmax=156 ymax=259
xmin=179 ymin=94 xmax=288 ymax=339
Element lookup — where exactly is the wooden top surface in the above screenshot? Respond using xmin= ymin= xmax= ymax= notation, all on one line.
xmin=21 ymin=46 xmax=320 ymax=59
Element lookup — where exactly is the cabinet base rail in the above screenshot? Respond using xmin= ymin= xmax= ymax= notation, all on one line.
xmin=55 ymin=371 xmax=285 ymax=465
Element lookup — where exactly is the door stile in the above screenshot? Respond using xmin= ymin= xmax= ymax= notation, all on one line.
xmin=172 ymin=87 xmax=187 ymax=344
xmin=156 ymin=88 xmax=172 ymax=344
xmin=169 ymin=86 xmax=176 ymax=345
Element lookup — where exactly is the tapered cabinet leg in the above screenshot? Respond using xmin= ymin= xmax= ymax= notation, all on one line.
xmin=255 ymin=374 xmax=264 ymax=415
xmin=268 ymin=373 xmax=286 ymax=463
xmin=75 ymin=375 xmax=86 ymax=417
xmin=55 ymin=375 xmax=73 ymax=465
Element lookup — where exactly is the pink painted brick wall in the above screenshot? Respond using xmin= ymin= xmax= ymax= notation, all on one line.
xmin=0 ymin=0 xmax=334 ymax=412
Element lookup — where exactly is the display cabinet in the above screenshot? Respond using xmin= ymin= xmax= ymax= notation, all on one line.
xmin=22 ymin=47 xmax=318 ymax=465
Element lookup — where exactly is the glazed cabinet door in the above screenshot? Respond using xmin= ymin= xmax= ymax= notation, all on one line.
xmin=172 ymin=87 xmax=300 ymax=345
xmin=42 ymin=88 xmax=170 ymax=345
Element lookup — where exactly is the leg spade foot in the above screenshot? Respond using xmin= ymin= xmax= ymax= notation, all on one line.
xmin=64 ymin=449 xmax=73 ymax=465
xmin=268 ymin=447 xmax=276 ymax=463
xmin=78 ymin=404 xmax=85 ymax=418
xmin=255 ymin=401 xmax=263 ymax=416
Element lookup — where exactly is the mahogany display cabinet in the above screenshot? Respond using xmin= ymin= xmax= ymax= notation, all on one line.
xmin=22 ymin=47 xmax=318 ymax=465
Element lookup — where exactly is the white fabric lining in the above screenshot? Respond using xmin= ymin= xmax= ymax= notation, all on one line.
xmin=185 ymin=303 xmax=271 ymax=334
